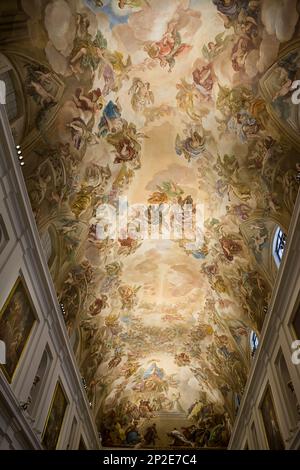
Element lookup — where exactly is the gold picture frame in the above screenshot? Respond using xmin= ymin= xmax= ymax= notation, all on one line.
xmin=42 ymin=380 xmax=68 ymax=450
xmin=0 ymin=276 xmax=37 ymax=382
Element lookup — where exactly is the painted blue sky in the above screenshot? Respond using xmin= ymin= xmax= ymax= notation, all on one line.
xmin=84 ymin=0 xmax=130 ymax=28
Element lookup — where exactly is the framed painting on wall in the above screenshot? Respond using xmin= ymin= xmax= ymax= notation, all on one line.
xmin=42 ymin=381 xmax=68 ymax=450
xmin=0 ymin=276 xmax=37 ymax=382
xmin=260 ymin=385 xmax=284 ymax=450
xmin=292 ymin=301 xmax=300 ymax=339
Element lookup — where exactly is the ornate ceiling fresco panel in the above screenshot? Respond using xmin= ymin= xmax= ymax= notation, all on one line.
xmin=2 ymin=0 xmax=300 ymax=449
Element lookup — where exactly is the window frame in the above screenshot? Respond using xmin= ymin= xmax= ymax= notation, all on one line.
xmin=273 ymin=226 xmax=286 ymax=267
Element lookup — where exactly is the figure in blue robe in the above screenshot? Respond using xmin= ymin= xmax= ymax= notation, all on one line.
xmin=212 ymin=0 xmax=248 ymax=19
xmin=98 ymin=100 xmax=122 ymax=137
xmin=143 ymin=362 xmax=164 ymax=380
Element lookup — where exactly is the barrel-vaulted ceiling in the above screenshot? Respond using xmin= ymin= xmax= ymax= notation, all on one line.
xmin=3 ymin=0 xmax=300 ymax=448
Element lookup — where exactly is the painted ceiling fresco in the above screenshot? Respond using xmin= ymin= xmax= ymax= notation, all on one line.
xmin=2 ymin=0 xmax=300 ymax=449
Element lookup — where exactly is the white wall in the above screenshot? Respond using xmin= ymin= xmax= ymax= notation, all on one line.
xmin=229 ymin=191 xmax=300 ymax=450
xmin=0 ymin=104 xmax=100 ymax=450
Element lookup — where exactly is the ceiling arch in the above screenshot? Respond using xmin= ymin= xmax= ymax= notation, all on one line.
xmin=1 ymin=0 xmax=300 ymax=449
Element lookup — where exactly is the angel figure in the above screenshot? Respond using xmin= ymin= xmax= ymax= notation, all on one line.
xmin=128 ymin=78 xmax=154 ymax=112
xmin=118 ymin=285 xmax=140 ymax=310
xmin=73 ymin=87 xmax=103 ymax=114
xmin=118 ymin=0 xmax=150 ymax=9
xmin=88 ymin=295 xmax=108 ymax=316
xmin=70 ymin=167 xmax=109 ymax=218
xmin=250 ymin=224 xmax=268 ymax=255
xmin=107 ymin=121 xmax=145 ymax=166
xmin=67 ymin=117 xmax=100 ymax=150
xmin=231 ymin=35 xmax=254 ymax=72
xmin=144 ymin=22 xmax=191 ymax=72
xmin=97 ymin=51 xmax=134 ymax=97
xmin=70 ymin=87 xmax=104 ymax=137
xmin=234 ymin=8 xmax=259 ymax=38
xmin=109 ymin=51 xmax=132 ymax=74
xmin=27 ymin=164 xmax=52 ymax=209
xmin=227 ymin=110 xmax=260 ymax=143
xmin=117 ymin=235 xmax=142 ymax=256
xmin=98 ymin=99 xmax=124 ymax=137
xmin=112 ymin=164 xmax=135 ymax=190
xmin=69 ymin=30 xmax=107 ymax=79
xmin=212 ymin=0 xmax=248 ymax=22
xmin=192 ymin=64 xmax=215 ymax=100
xmin=175 ymin=129 xmax=207 ymax=162
xmin=75 ymin=13 xmax=91 ymax=40
xmin=104 ymin=65 xmax=117 ymax=97
xmin=176 ymin=79 xmax=210 ymax=121
xmin=148 ymin=181 xmax=184 ymax=204
xmin=24 ymin=63 xmax=57 ymax=108
xmin=202 ymin=32 xmax=234 ymax=61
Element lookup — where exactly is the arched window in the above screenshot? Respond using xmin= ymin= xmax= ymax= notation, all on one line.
xmin=250 ymin=330 xmax=259 ymax=356
xmin=273 ymin=226 xmax=286 ymax=267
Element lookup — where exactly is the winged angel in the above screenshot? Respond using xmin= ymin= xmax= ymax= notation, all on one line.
xmin=144 ymin=22 xmax=191 ymax=72
xmin=175 ymin=129 xmax=207 ymax=163
xmin=128 ymin=78 xmax=154 ymax=112
xmin=202 ymin=32 xmax=234 ymax=61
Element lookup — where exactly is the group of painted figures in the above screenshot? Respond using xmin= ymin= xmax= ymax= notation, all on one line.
xmin=15 ymin=0 xmax=300 ymax=448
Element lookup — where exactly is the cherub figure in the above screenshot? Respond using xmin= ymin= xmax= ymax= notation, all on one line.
xmin=75 ymin=13 xmax=91 ymax=40
xmin=24 ymin=63 xmax=56 ymax=108
xmin=67 ymin=118 xmax=100 ymax=150
xmin=69 ymin=30 xmax=107 ymax=79
xmin=192 ymin=64 xmax=215 ymax=100
xmin=107 ymin=121 xmax=145 ymax=166
xmin=231 ymin=35 xmax=254 ymax=72
xmin=250 ymin=224 xmax=268 ymax=254
xmin=88 ymin=295 xmax=108 ymax=316
xmin=118 ymin=0 xmax=150 ymax=9
xmin=73 ymin=87 xmax=103 ymax=114
xmin=144 ymin=22 xmax=191 ymax=72
xmin=118 ymin=285 xmax=140 ymax=310
xmin=202 ymin=32 xmax=234 ymax=61
xmin=175 ymin=129 xmax=208 ymax=162
xmin=176 ymin=79 xmax=209 ymax=121
xmin=128 ymin=78 xmax=154 ymax=112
